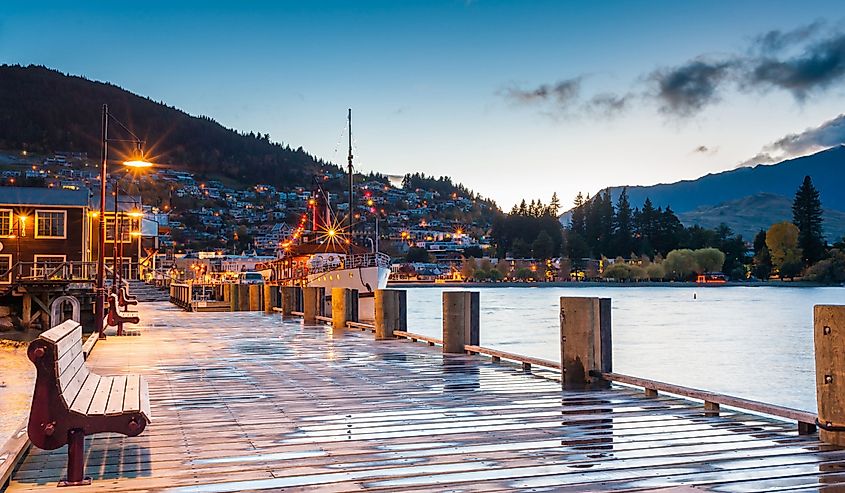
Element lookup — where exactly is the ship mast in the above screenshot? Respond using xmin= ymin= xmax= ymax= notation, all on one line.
xmin=347 ymin=108 xmax=354 ymax=251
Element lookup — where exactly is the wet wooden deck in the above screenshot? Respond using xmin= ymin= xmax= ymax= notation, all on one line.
xmin=7 ymin=302 xmax=845 ymax=492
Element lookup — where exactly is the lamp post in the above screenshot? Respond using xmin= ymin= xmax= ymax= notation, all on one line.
xmin=95 ymin=104 xmax=152 ymax=340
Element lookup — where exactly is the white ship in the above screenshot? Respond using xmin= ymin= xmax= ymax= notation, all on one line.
xmin=258 ymin=109 xmax=390 ymax=320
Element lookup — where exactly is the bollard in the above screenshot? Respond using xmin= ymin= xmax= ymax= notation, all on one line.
xmin=442 ymin=291 xmax=480 ymax=354
xmin=238 ymin=284 xmax=250 ymax=311
xmin=281 ymin=287 xmax=297 ymax=317
xmin=229 ymin=284 xmax=239 ymax=312
xmin=560 ymin=297 xmax=612 ymax=390
xmin=263 ymin=285 xmax=273 ymax=313
xmin=331 ymin=288 xmax=358 ymax=331
xmin=375 ymin=289 xmax=406 ymax=340
xmin=815 ymin=305 xmax=845 ymax=446
xmin=303 ymin=286 xmax=321 ymax=324
xmin=248 ymin=284 xmax=261 ymax=311
xmin=223 ymin=284 xmax=230 ymax=303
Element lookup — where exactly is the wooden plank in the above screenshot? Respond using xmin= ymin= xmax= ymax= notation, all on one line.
xmin=105 ymin=375 xmax=127 ymax=415
xmin=50 ymin=323 xmax=82 ymax=360
xmin=38 ymin=319 xmax=80 ymax=344
xmin=598 ymin=371 xmax=817 ymax=425
xmin=0 ymin=421 xmax=30 ymax=490
xmin=81 ymin=331 xmax=98 ymax=359
xmin=69 ymin=373 xmax=101 ymax=415
xmin=56 ymin=342 xmax=82 ymax=377
xmin=393 ymin=330 xmax=442 ymax=345
xmin=463 ymin=345 xmax=561 ymax=370
xmin=123 ymin=374 xmax=141 ymax=413
xmin=139 ymin=377 xmax=151 ymax=422
xmin=87 ymin=376 xmax=113 ymax=415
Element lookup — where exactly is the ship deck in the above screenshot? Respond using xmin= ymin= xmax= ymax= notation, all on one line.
xmin=6 ymin=301 xmax=845 ymax=492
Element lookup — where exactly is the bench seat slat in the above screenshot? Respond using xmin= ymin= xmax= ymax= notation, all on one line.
xmin=87 ymin=376 xmax=113 ymax=415
xmin=56 ymin=343 xmax=82 ymax=380
xmin=40 ymin=320 xmax=80 ymax=344
xmin=49 ymin=323 xmax=83 ymax=361
xmin=140 ymin=377 xmax=151 ymax=422
xmin=123 ymin=374 xmax=141 ymax=413
xmin=70 ymin=373 xmax=101 ymax=415
xmin=105 ymin=375 xmax=127 ymax=416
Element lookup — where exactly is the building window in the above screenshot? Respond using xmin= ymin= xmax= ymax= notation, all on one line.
xmin=35 ymin=210 xmax=66 ymax=239
xmin=0 ymin=254 xmax=11 ymax=283
xmin=0 ymin=210 xmax=11 ymax=237
xmin=105 ymin=214 xmax=139 ymax=242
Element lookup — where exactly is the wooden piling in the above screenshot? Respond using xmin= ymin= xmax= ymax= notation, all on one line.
xmin=815 ymin=305 xmax=845 ymax=446
xmin=442 ymin=291 xmax=479 ymax=354
xmin=248 ymin=284 xmax=261 ymax=311
xmin=560 ymin=297 xmax=612 ymax=390
xmin=228 ymin=284 xmax=238 ymax=312
xmin=22 ymin=294 xmax=32 ymax=325
xmin=375 ymin=289 xmax=407 ymax=340
xmin=280 ymin=287 xmax=298 ymax=316
xmin=263 ymin=285 xmax=274 ymax=313
xmin=238 ymin=285 xmax=250 ymax=311
xmin=331 ymin=288 xmax=358 ymax=331
xmin=303 ymin=287 xmax=321 ymax=324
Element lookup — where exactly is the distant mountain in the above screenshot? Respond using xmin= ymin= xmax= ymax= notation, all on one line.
xmin=0 ymin=64 xmax=331 ymax=186
xmin=563 ymin=146 xmax=845 ymax=240
xmin=602 ymin=146 xmax=845 ymax=213
xmin=677 ymin=193 xmax=845 ymax=241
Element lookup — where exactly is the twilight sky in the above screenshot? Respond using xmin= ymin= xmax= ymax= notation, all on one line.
xmin=1 ymin=1 xmax=844 ymax=209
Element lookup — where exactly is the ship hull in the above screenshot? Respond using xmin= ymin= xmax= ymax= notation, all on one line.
xmin=304 ymin=265 xmax=390 ymax=321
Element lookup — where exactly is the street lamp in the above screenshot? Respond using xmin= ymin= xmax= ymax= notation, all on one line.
xmin=95 ymin=104 xmax=152 ymax=340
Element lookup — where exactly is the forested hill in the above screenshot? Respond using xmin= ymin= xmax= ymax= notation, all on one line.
xmin=606 ymin=146 xmax=845 ymax=213
xmin=0 ymin=64 xmax=331 ymax=186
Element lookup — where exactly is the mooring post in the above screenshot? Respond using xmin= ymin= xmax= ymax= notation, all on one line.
xmin=281 ymin=287 xmax=297 ymax=317
xmin=238 ymin=284 xmax=250 ymax=311
xmin=560 ymin=297 xmax=612 ymax=390
xmin=303 ymin=286 xmax=321 ymax=324
xmin=815 ymin=305 xmax=845 ymax=446
xmin=442 ymin=291 xmax=480 ymax=354
xmin=375 ymin=289 xmax=407 ymax=340
xmin=331 ymin=288 xmax=357 ymax=331
xmin=248 ymin=284 xmax=260 ymax=311
xmin=229 ymin=284 xmax=238 ymax=312
xmin=263 ymin=285 xmax=274 ymax=313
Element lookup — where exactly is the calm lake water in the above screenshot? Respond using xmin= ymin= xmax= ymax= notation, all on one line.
xmin=404 ymin=285 xmax=845 ymax=413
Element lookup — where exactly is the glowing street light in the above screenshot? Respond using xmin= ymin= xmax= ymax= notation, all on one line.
xmin=95 ymin=104 xmax=153 ymax=339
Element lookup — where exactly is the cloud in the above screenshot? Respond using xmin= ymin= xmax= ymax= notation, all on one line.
xmin=692 ymin=145 xmax=718 ymax=155
xmin=499 ymin=21 xmax=845 ymax=120
xmin=752 ymin=22 xmax=824 ymax=54
xmin=649 ymin=59 xmax=737 ymax=116
xmin=584 ymin=92 xmax=633 ymax=116
xmin=501 ymin=77 xmax=582 ymax=108
xmin=747 ymin=33 xmax=845 ymax=100
xmin=738 ymin=113 xmax=845 ymax=166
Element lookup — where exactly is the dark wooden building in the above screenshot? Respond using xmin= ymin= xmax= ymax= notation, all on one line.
xmin=0 ymin=187 xmax=91 ymax=283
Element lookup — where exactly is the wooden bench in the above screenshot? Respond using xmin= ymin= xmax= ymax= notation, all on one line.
xmin=27 ymin=320 xmax=151 ymax=486
xmin=108 ymin=293 xmax=140 ymax=336
xmin=117 ymin=286 xmax=138 ymax=309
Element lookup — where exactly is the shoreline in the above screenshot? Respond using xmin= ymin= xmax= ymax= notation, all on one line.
xmin=387 ymin=280 xmax=836 ymax=288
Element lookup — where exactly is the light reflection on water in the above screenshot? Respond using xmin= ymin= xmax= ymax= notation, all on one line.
xmin=0 ymin=346 xmax=35 ymax=446
xmin=405 ymin=285 xmax=845 ymax=413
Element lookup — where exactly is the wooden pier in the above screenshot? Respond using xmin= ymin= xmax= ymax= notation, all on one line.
xmin=5 ymin=300 xmax=845 ymax=492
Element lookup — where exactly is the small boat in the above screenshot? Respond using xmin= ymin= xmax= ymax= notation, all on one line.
xmin=258 ymin=110 xmax=390 ymax=319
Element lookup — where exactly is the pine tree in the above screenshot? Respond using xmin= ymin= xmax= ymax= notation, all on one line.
xmin=549 ymin=192 xmax=561 ymax=217
xmin=612 ymin=188 xmax=633 ymax=257
xmin=571 ymin=192 xmax=586 ymax=236
xmin=792 ymin=175 xmax=825 ymax=265
xmin=598 ymin=191 xmax=614 ymax=256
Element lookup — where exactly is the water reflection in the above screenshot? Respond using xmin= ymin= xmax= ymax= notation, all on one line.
xmin=404 ymin=286 xmax=845 ymax=411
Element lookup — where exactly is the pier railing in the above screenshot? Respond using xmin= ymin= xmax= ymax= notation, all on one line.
xmin=269 ymin=286 xmax=844 ymax=443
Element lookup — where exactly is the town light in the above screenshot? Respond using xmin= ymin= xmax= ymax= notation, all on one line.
xmin=123 ymin=159 xmax=153 ymax=168
xmin=130 ymin=231 xmax=142 ymax=237
xmin=128 ymin=210 xmax=144 ymax=218
xmin=327 ymin=229 xmax=337 ymax=237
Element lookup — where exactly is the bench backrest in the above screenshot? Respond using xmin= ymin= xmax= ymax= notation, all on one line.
xmin=38 ymin=320 xmax=89 ymax=408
